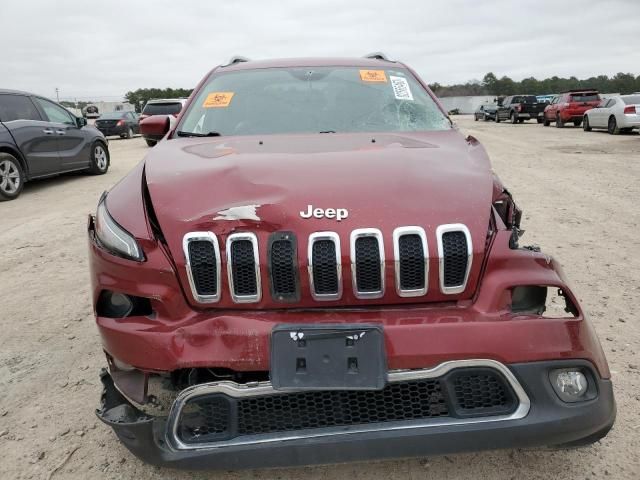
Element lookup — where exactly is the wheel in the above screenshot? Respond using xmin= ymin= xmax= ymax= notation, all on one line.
xmin=556 ymin=114 xmax=564 ymax=128
xmin=573 ymin=119 xmax=582 ymax=127
xmin=510 ymin=112 xmax=518 ymax=124
xmin=537 ymin=117 xmax=544 ymax=124
xmin=607 ymin=116 xmax=619 ymax=135
xmin=518 ymin=118 xmax=524 ymax=123
xmin=87 ymin=142 xmax=109 ymax=175
xmin=543 ymin=116 xmax=550 ymax=126
xmin=474 ymin=114 xmax=478 ymax=121
xmin=145 ymin=139 xmax=157 ymax=147
xmin=0 ymin=153 xmax=24 ymax=201
xmin=583 ymin=116 xmax=592 ymax=132
xmin=125 ymin=127 xmax=133 ymax=139
xmin=495 ymin=112 xmax=501 ymax=123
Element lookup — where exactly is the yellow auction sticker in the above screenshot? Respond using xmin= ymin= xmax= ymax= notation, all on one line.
xmin=359 ymin=70 xmax=387 ymax=82
xmin=203 ymin=92 xmax=235 ymax=108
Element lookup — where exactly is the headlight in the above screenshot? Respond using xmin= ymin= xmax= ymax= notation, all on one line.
xmin=95 ymin=195 xmax=144 ymax=261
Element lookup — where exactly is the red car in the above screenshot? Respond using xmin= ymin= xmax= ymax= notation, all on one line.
xmin=89 ymin=55 xmax=615 ymax=469
xmin=543 ymin=89 xmax=601 ymax=127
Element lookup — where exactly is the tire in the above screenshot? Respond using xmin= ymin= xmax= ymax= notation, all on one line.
xmin=474 ymin=114 xmax=478 ymax=121
xmin=537 ymin=117 xmax=544 ymax=124
xmin=607 ymin=116 xmax=619 ymax=135
xmin=583 ymin=116 xmax=592 ymax=132
xmin=510 ymin=112 xmax=517 ymax=124
xmin=543 ymin=117 xmax=550 ymax=126
xmin=125 ymin=127 xmax=133 ymax=139
xmin=87 ymin=142 xmax=109 ymax=175
xmin=518 ymin=118 xmax=524 ymax=123
xmin=556 ymin=114 xmax=564 ymax=128
xmin=573 ymin=119 xmax=582 ymax=127
xmin=495 ymin=112 xmax=500 ymax=123
xmin=145 ymin=139 xmax=157 ymax=147
xmin=0 ymin=153 xmax=25 ymax=201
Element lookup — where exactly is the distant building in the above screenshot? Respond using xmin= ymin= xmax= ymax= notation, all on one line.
xmin=81 ymin=101 xmax=135 ymax=118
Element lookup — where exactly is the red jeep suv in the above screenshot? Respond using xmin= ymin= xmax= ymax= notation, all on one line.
xmin=543 ymin=89 xmax=601 ymax=127
xmin=89 ymin=55 xmax=615 ymax=469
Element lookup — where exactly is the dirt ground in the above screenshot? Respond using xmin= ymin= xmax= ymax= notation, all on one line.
xmin=1 ymin=118 xmax=639 ymax=479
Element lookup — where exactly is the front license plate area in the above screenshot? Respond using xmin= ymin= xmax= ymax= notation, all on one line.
xmin=270 ymin=324 xmax=386 ymax=391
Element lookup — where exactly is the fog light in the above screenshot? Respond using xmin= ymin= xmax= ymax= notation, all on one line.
xmin=550 ymin=369 xmax=589 ymax=402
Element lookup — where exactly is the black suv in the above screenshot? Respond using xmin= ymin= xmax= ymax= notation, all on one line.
xmin=0 ymin=89 xmax=109 ymax=200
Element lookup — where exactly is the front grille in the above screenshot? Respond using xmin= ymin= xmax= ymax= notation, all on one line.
xmin=175 ymin=368 xmax=517 ymax=445
xmin=269 ymin=233 xmax=298 ymax=301
xmin=187 ymin=241 xmax=218 ymax=296
xmin=312 ymin=240 xmax=339 ymax=294
xmin=352 ymin=230 xmax=384 ymax=298
xmin=440 ymin=229 xmax=470 ymax=291
xmin=398 ymin=234 xmax=425 ymax=290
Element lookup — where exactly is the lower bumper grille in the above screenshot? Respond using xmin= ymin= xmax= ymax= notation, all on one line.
xmin=173 ymin=365 xmax=519 ymax=446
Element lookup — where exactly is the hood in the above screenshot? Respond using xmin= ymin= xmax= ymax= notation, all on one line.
xmin=144 ymin=130 xmax=494 ymax=308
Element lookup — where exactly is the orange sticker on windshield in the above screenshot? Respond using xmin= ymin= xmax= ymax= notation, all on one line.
xmin=203 ymin=92 xmax=234 ymax=108
xmin=359 ymin=70 xmax=387 ymax=82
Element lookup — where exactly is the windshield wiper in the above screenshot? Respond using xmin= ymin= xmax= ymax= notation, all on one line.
xmin=319 ymin=130 xmax=336 ymax=134
xmin=176 ymin=130 xmax=222 ymax=137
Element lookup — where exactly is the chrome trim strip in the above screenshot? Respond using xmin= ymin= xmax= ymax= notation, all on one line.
xmin=436 ymin=224 xmax=473 ymax=295
xmin=350 ymin=228 xmax=385 ymax=299
xmin=307 ymin=232 xmax=342 ymax=301
xmin=393 ymin=226 xmax=428 ymax=297
xmin=182 ymin=232 xmax=221 ymax=303
xmin=166 ymin=359 xmax=531 ymax=451
xmin=226 ymin=232 xmax=261 ymax=303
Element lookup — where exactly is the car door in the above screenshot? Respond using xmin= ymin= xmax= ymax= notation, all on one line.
xmin=499 ymin=97 xmax=511 ymax=120
xmin=32 ymin=96 xmax=91 ymax=170
xmin=592 ymin=99 xmax=610 ymax=127
xmin=0 ymin=93 xmax=62 ymax=178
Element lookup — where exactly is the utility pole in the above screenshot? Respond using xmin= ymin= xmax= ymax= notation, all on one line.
xmin=55 ymin=88 xmax=59 ymax=102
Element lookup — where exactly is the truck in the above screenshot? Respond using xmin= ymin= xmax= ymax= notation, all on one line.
xmin=495 ymin=95 xmax=545 ymax=124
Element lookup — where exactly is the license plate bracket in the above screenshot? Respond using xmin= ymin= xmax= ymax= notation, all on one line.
xmin=270 ymin=324 xmax=386 ymax=391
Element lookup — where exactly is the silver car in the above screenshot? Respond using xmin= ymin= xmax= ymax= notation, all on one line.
xmin=583 ymin=95 xmax=640 ymax=134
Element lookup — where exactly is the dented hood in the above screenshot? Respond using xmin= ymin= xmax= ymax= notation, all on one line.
xmin=144 ymin=130 xmax=494 ymax=307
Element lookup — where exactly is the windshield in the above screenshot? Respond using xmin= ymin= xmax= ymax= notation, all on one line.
xmin=622 ymin=95 xmax=640 ymax=104
xmin=512 ymin=96 xmax=538 ymax=104
xmin=178 ymin=67 xmax=450 ymax=136
xmin=98 ymin=112 xmax=126 ymax=120
xmin=570 ymin=92 xmax=599 ymax=102
xmin=142 ymin=102 xmax=183 ymax=115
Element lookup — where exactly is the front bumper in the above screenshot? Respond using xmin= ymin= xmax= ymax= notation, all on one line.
xmin=97 ymin=359 xmax=615 ymax=470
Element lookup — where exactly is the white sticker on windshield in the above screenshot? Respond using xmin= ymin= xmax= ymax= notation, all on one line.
xmin=390 ymin=76 xmax=413 ymax=101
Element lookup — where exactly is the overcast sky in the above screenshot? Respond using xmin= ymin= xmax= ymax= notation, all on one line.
xmin=2 ymin=0 xmax=639 ymax=101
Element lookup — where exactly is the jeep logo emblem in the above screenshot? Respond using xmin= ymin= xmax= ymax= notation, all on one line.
xmin=300 ymin=205 xmax=349 ymax=221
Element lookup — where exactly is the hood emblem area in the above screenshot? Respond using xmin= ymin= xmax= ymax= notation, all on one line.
xmin=300 ymin=205 xmax=349 ymax=221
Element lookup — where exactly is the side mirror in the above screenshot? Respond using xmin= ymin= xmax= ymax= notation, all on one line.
xmin=76 ymin=117 xmax=87 ymax=128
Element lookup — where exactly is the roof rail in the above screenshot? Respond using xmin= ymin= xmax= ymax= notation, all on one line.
xmin=223 ymin=56 xmax=250 ymax=67
xmin=363 ymin=52 xmax=391 ymax=61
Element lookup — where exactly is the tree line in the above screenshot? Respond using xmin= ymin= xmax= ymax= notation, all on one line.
xmin=429 ymin=72 xmax=640 ymax=97
xmin=124 ymin=88 xmax=193 ymax=112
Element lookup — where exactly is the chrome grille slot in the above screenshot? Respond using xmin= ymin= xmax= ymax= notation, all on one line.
xmin=183 ymin=232 xmax=221 ymax=303
xmin=350 ymin=229 xmax=384 ymax=299
xmin=268 ymin=232 xmax=299 ymax=302
xmin=393 ymin=227 xmax=428 ymax=297
xmin=436 ymin=224 xmax=472 ymax=295
xmin=227 ymin=233 xmax=261 ymax=303
xmin=308 ymin=232 xmax=342 ymax=300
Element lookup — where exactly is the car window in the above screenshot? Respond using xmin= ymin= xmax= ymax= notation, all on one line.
xmin=34 ymin=97 xmax=75 ymax=125
xmin=180 ymin=67 xmax=450 ymax=136
xmin=622 ymin=95 xmax=640 ymax=105
xmin=570 ymin=92 xmax=599 ymax=102
xmin=0 ymin=94 xmax=42 ymax=122
xmin=142 ymin=102 xmax=183 ymax=115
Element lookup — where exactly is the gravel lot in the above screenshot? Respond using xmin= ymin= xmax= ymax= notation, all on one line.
xmin=1 ymin=118 xmax=639 ymax=479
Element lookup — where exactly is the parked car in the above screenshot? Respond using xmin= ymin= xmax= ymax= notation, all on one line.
xmin=494 ymin=95 xmax=544 ymax=123
xmin=0 ymin=89 xmax=109 ymax=200
xmin=94 ymin=111 xmax=140 ymax=139
xmin=139 ymin=98 xmax=187 ymax=146
xmin=543 ymin=89 xmax=600 ymax=128
xmin=90 ymin=55 xmax=614 ymax=470
xmin=474 ymin=103 xmax=497 ymax=121
xmin=583 ymin=95 xmax=640 ymax=134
